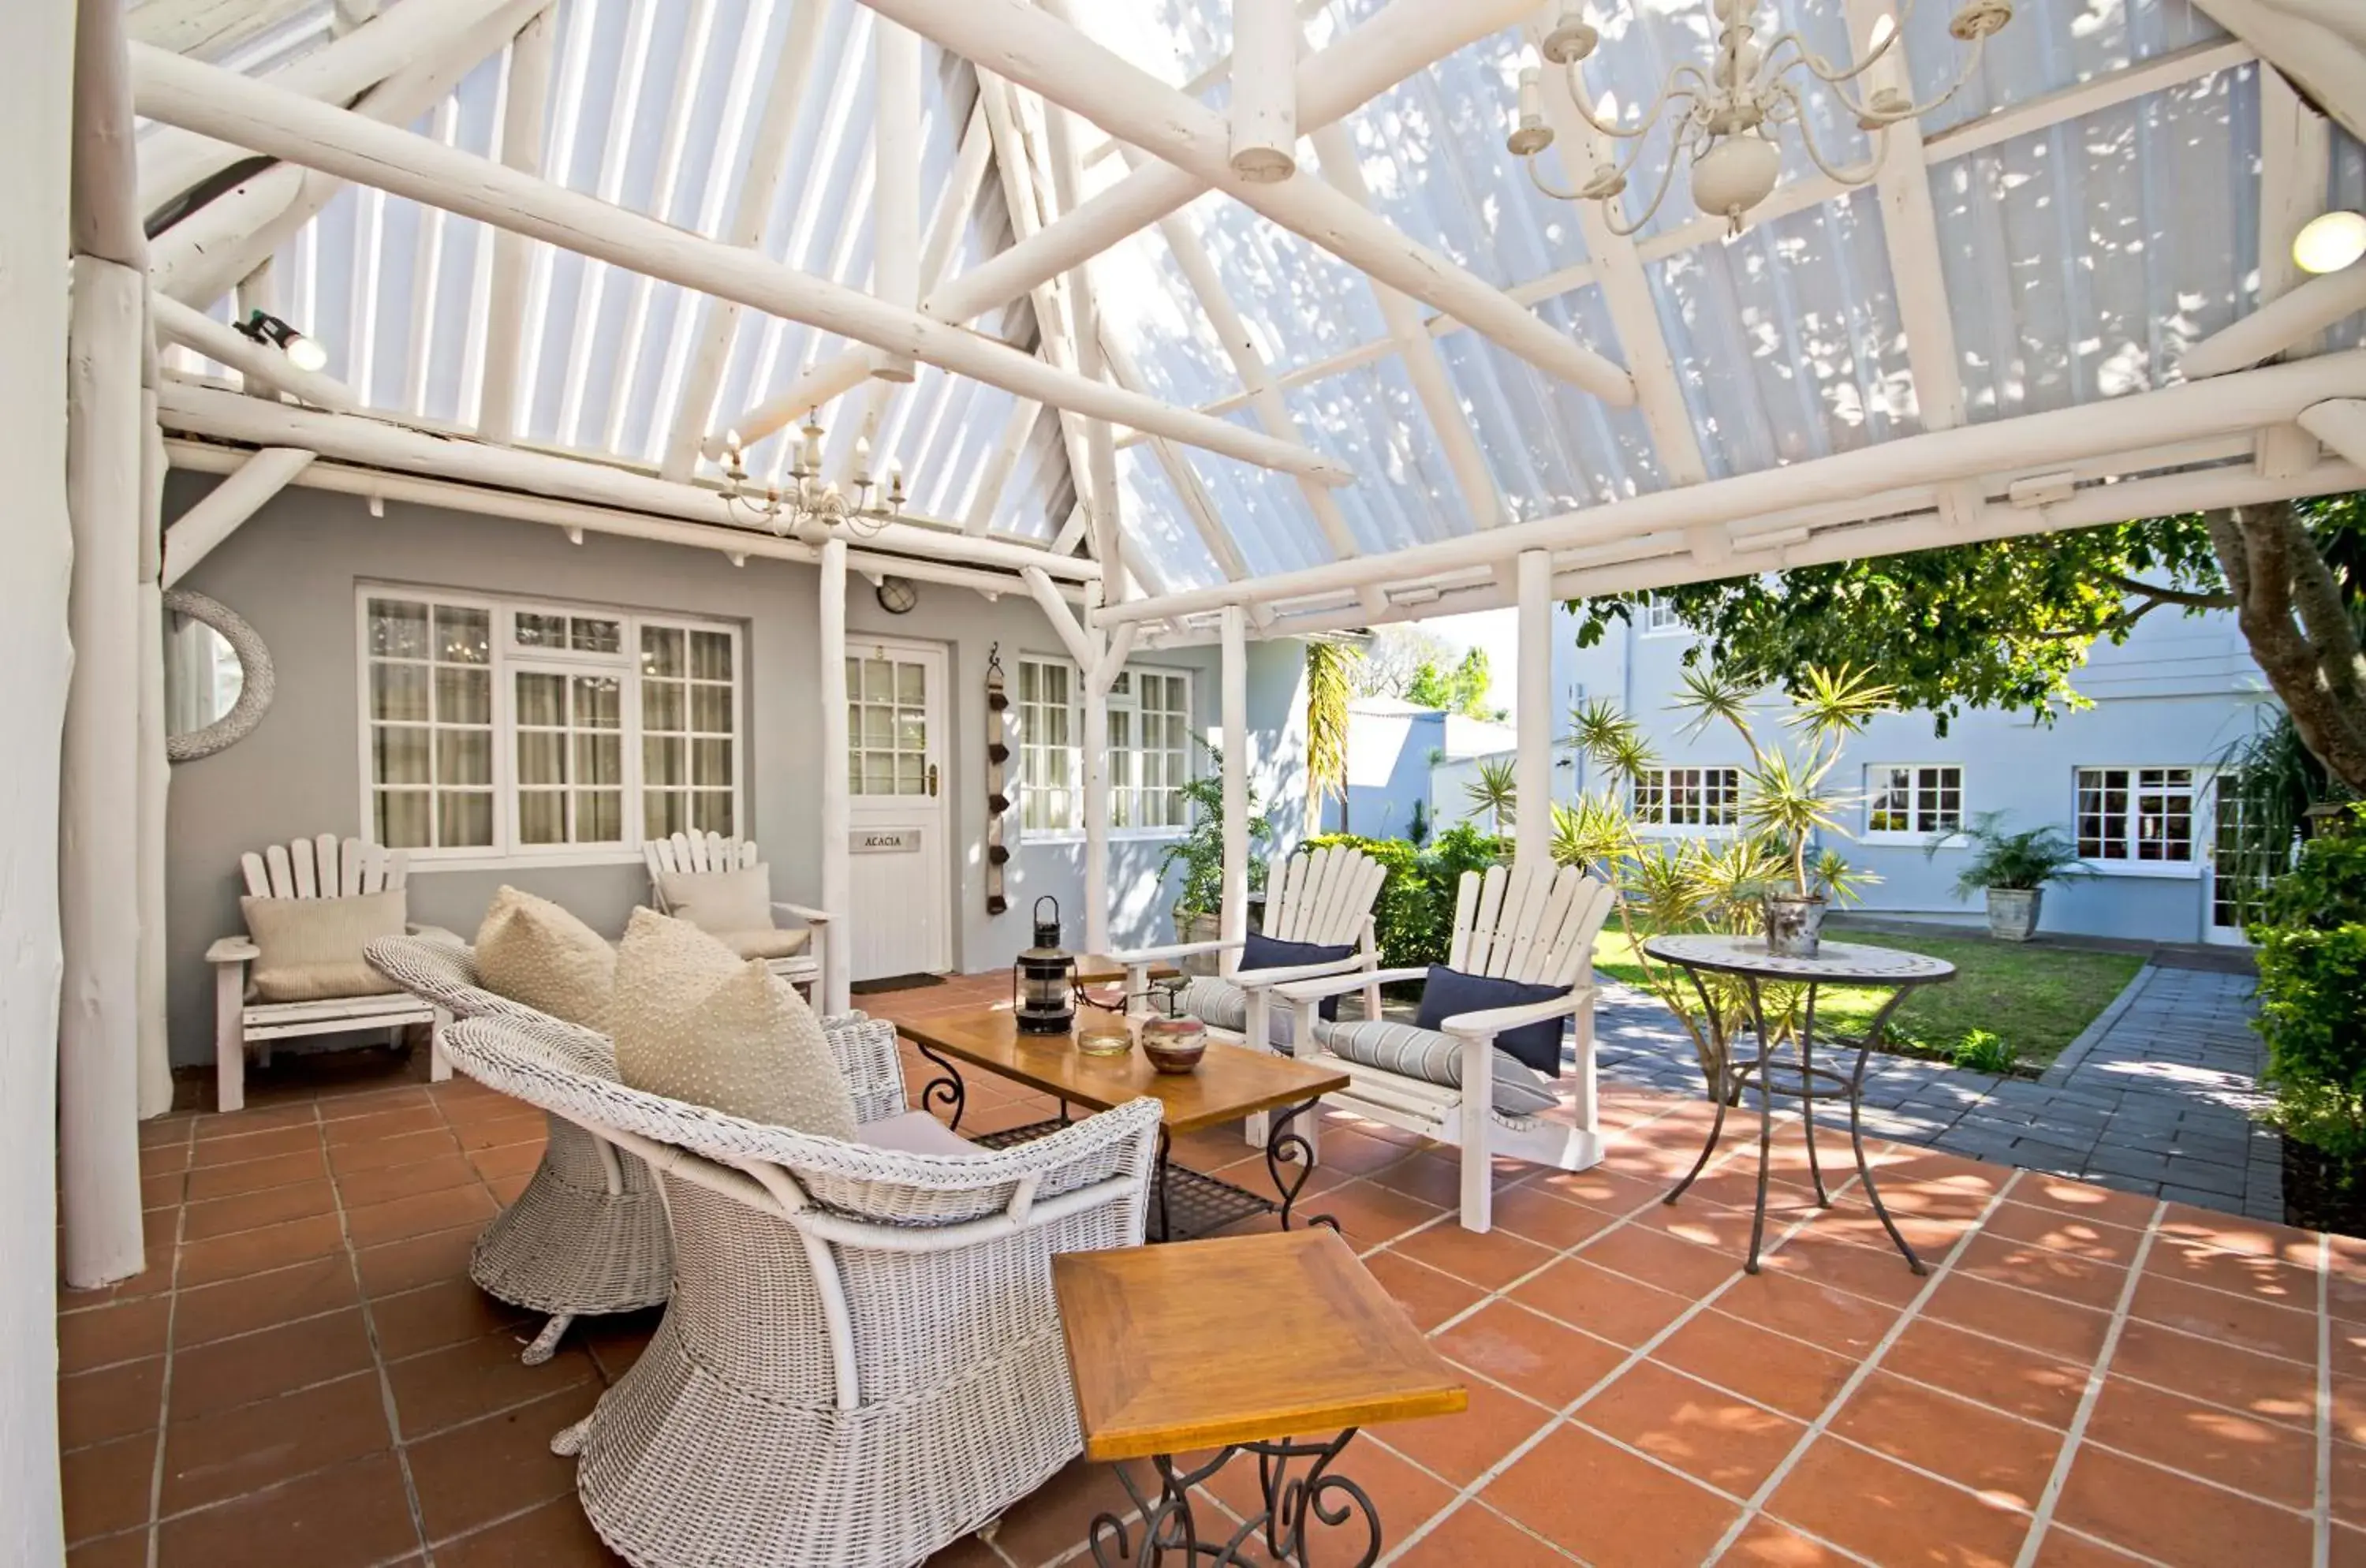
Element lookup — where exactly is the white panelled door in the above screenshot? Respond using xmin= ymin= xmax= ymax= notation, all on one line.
xmin=845 ymin=637 xmax=951 ymax=980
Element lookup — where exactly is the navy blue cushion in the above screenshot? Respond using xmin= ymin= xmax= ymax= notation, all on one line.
xmin=1241 ymin=930 xmax=1356 ymax=1021
xmin=1415 ymin=965 xmax=1566 ymax=1074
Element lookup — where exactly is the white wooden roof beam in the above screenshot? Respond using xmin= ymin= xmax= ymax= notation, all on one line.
xmin=2253 ymin=67 xmax=2336 ymax=478
xmin=132 ymin=42 xmax=1360 ymax=484
xmin=2193 ymin=0 xmax=2366 ymax=140
xmin=871 ymin=17 xmax=924 ymax=383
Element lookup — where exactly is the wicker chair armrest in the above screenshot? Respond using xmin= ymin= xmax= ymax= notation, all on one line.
xmin=207 ymin=936 xmax=259 ymax=965
xmin=823 ymin=1016 xmax=908 ymax=1125
xmin=1275 ymin=966 xmax=1426 ymax=1003
xmin=1439 ymin=987 xmax=1592 ymax=1041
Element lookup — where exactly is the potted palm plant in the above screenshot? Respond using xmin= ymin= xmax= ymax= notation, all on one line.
xmin=1939 ymin=812 xmax=2087 ymax=941
xmin=1156 ymin=746 xmax=1272 ymax=973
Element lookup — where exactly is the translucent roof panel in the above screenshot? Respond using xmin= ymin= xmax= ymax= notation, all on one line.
xmin=2334 ymin=129 xmax=2366 ymax=357
xmin=1935 ymin=67 xmax=2257 ymax=424
xmin=1171 ymin=191 xmax=1390 ymax=375
xmin=1909 ymin=0 xmax=2229 ymax=137
xmin=1651 ymin=188 xmax=1917 ymax=478
xmin=1284 ymin=359 xmax=1473 ymax=556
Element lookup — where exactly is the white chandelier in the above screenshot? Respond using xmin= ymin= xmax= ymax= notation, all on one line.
xmin=718 ymin=413 xmax=910 ymax=539
xmin=1507 ymin=0 xmax=2015 ymax=237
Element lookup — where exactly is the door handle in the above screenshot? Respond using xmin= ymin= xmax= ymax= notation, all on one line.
xmin=927 ymin=763 xmax=939 ymax=797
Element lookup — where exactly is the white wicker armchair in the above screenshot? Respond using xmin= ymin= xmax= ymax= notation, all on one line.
xmin=365 ymin=934 xmax=910 ymax=1365
xmin=438 ymin=1014 xmax=1162 ymax=1568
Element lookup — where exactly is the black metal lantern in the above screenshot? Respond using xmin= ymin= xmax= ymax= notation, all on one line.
xmin=1012 ymin=895 xmax=1077 ymax=1035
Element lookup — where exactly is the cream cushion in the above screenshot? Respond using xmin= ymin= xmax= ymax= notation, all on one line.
xmin=242 ymin=890 xmax=407 ymax=1003
xmin=658 ymin=864 xmax=775 ymax=935
xmin=475 ymin=886 xmax=616 ymax=1030
xmin=610 ymin=909 xmax=856 ymax=1137
xmin=721 ymin=928 xmax=811 ymax=962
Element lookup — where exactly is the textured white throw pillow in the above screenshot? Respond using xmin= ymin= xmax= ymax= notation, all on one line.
xmin=658 ymin=864 xmax=776 ymax=935
xmin=475 ymin=885 xmax=617 ymax=1030
xmin=610 ymin=908 xmax=857 ymax=1138
xmin=241 ymin=889 xmax=407 ymax=1002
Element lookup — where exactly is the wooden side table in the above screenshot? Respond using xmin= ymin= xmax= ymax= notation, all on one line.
xmin=1052 ymin=1229 xmax=1465 ymax=1566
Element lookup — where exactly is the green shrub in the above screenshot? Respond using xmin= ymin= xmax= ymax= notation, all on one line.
xmin=1950 ymin=1029 xmax=2019 ymax=1077
xmin=1305 ymin=826 xmax=1508 ymax=968
xmin=2253 ymin=822 xmax=2366 ymax=1157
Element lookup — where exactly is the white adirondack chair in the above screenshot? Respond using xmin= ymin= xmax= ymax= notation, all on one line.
xmin=1275 ymin=861 xmax=1618 ymax=1233
xmin=207 ymin=834 xmax=449 ymax=1113
xmin=641 ymin=831 xmax=832 ymax=995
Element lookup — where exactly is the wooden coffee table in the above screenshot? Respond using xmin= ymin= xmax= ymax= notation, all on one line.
xmin=898 ymin=998 xmax=1349 ymax=1241
xmin=1053 ymin=1228 xmax=1466 ymax=1565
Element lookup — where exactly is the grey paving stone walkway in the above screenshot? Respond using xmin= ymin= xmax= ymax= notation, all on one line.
xmin=1586 ymin=961 xmax=2281 ymax=1222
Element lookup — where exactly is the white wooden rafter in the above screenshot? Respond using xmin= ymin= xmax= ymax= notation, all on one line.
xmin=2192 ymin=0 xmax=2366 ymax=140
xmin=2252 ymin=66 xmax=2335 ymax=479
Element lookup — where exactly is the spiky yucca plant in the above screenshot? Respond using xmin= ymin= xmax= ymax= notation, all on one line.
xmin=1464 ymin=756 xmax=1519 ymax=836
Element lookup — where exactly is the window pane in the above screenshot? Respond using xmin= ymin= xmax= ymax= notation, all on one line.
xmin=573 ymin=676 xmax=621 ymax=729
xmin=438 ymin=791 xmax=493 ymax=847
xmin=574 ymin=790 xmax=622 ymax=843
xmin=375 ymin=790 xmax=431 ymax=849
xmin=371 ymin=663 xmax=429 ymax=722
xmin=691 ymin=631 xmax=733 ymax=681
xmin=435 ymin=730 xmax=491 ymax=786
xmin=690 ymin=684 xmax=733 ymax=734
xmin=641 ymin=625 xmax=685 ymax=678
xmin=644 ymin=790 xmax=687 ymax=839
xmin=644 ymin=736 xmax=686 ymax=787
xmin=435 ymin=666 xmax=490 ymax=726
xmin=862 ymin=705 xmax=894 ymax=747
xmin=644 ymin=678 xmax=685 ymax=732
xmin=898 ymin=756 xmax=925 ymax=794
xmin=372 ymin=725 xmax=430 ymax=785
xmin=516 ymin=671 xmax=565 ymax=726
xmin=895 ymin=662 xmax=924 ymax=704
xmin=895 ymin=711 xmax=925 ymax=751
xmin=864 ymin=755 xmax=894 ymax=793
xmin=570 ymin=617 xmax=621 ymax=654
xmin=693 ymin=737 xmax=733 ymax=788
xmin=435 ymin=606 xmax=490 ymax=664
xmin=368 ymin=600 xmax=430 ymax=659
xmin=861 ymin=658 xmax=891 ymax=699
xmin=518 ymin=790 xmax=565 ymax=844
xmin=517 ymin=731 xmax=565 ymax=786
xmin=692 ymin=790 xmax=733 ymax=834
xmin=573 ymin=733 xmax=622 ymax=787
xmin=515 ymin=611 xmax=567 ymax=648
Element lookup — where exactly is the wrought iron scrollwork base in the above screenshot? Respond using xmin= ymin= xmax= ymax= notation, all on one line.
xmin=912 ymin=1041 xmax=966 ymax=1131
xmin=1264 ymin=1099 xmax=1337 ymax=1234
xmin=1089 ymin=1428 xmax=1379 ymax=1566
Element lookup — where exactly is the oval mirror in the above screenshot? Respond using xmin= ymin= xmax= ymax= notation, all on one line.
xmin=163 ymin=590 xmax=274 ymax=762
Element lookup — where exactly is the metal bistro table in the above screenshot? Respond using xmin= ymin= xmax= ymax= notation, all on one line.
xmin=1644 ymin=934 xmax=1956 ymax=1276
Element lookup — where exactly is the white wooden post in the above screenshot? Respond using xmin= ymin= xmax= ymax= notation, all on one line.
xmin=1515 ymin=549 xmax=1554 ymax=868
xmin=871 ymin=16 xmax=920 ymax=383
xmin=61 ymin=253 xmax=150 ymax=1287
xmin=136 ymin=367 xmax=174 ymax=1121
xmin=7 ymin=0 xmax=74 ymax=1548
xmin=1081 ymin=607 xmax=1112 ymax=958
xmin=819 ymin=539 xmax=853 ymax=1017
xmin=1229 ymin=0 xmax=1299 ymax=181
xmin=1219 ymin=605 xmax=1249 ymax=976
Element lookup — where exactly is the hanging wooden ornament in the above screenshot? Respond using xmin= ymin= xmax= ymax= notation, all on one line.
xmin=984 ymin=643 xmax=1010 ymax=917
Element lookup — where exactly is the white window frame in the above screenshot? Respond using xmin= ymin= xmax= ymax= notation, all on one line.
xmin=1863 ymin=763 xmax=1966 ymax=844
xmin=1632 ymin=764 xmax=1742 ymax=836
xmin=1013 ymin=653 xmax=1196 ymax=843
xmin=355 ymin=585 xmax=744 ymax=869
xmin=2073 ymin=763 xmax=2204 ymax=879
xmin=1640 ymin=595 xmax=1689 ymax=637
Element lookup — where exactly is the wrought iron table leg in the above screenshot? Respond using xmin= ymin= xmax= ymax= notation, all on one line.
xmin=1741 ymin=976 xmax=1777 ymax=1274
xmin=1850 ymin=989 xmax=1927 ymax=1275
xmin=1664 ymin=967 xmax=1735 ymax=1207
xmin=1089 ymin=1431 xmax=1379 ymax=1566
xmin=1798 ymin=984 xmax=1830 ymax=1207
xmin=1265 ymin=1100 xmax=1338 ymax=1234
xmin=911 ymin=1040 xmax=966 ymax=1131
xmin=1154 ymin=1127 xmax=1174 ymax=1244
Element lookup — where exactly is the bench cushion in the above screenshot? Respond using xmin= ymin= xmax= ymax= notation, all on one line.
xmin=1316 ymin=1019 xmax=1562 ymax=1117
xmin=242 ymin=890 xmax=407 ymax=1003
xmin=720 ymin=927 xmax=812 ymax=962
xmin=659 ymin=864 xmax=775 ymax=935
xmin=1172 ymin=976 xmax=1299 ymax=1049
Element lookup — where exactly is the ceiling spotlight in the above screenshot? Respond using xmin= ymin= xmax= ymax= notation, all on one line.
xmin=233 ymin=308 xmax=329 ymax=373
xmin=2294 ymin=211 xmax=2366 ymax=276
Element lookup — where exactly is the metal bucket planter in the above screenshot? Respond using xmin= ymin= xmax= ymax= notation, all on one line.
xmin=1986 ymin=887 xmax=2042 ymax=942
xmin=1174 ymin=909 xmax=1222 ymax=976
xmin=1763 ymin=894 xmax=1828 ymax=958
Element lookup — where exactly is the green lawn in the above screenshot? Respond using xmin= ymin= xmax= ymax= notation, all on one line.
xmin=1590 ymin=928 xmax=2144 ymax=1073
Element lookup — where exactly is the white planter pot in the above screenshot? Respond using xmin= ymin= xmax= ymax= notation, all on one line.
xmin=1986 ymin=887 xmax=2042 ymax=942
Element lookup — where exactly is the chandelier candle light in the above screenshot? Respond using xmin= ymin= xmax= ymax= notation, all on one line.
xmin=718 ymin=412 xmax=910 ymax=537
xmin=1510 ymin=0 xmax=2014 ymax=237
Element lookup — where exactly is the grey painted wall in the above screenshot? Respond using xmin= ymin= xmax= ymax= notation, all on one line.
xmin=1550 ymin=603 xmax=2274 ymax=944
xmin=163 ymin=476 xmax=1307 ymax=1066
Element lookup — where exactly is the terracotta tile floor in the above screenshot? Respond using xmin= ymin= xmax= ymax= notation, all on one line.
xmin=61 ymin=970 xmax=2353 ymax=1566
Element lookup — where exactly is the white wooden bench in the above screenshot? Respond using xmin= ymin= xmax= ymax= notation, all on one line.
xmin=641 ymin=831 xmax=831 ymax=996
xmin=207 ymin=834 xmax=449 ymax=1112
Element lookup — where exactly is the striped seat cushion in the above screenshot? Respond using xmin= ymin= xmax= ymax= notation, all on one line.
xmin=1315 ymin=1019 xmax=1562 ymax=1117
xmin=1173 ymin=976 xmax=1301 ymax=1049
